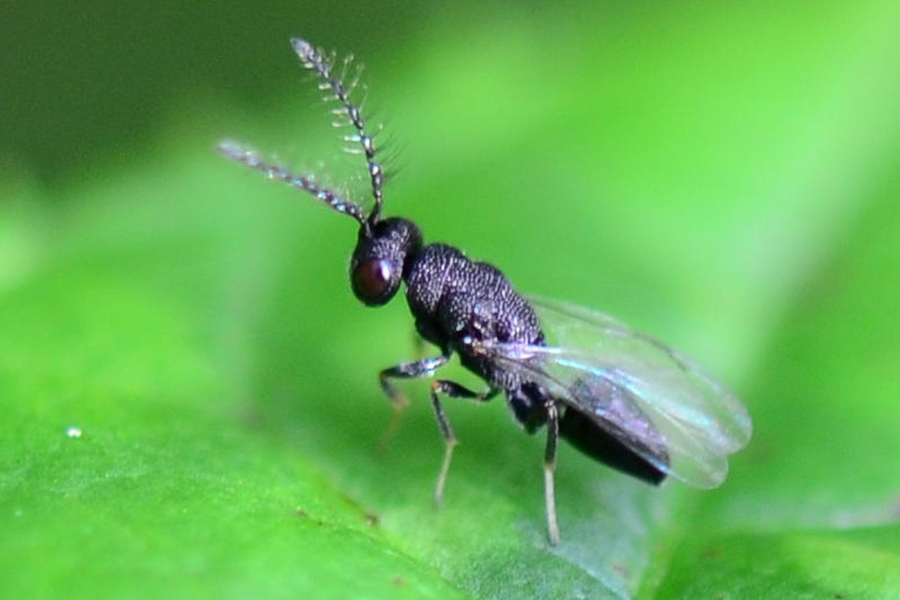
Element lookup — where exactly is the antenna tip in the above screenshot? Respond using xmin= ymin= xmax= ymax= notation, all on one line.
xmin=291 ymin=38 xmax=314 ymax=60
xmin=217 ymin=139 xmax=245 ymax=157
xmin=217 ymin=139 xmax=261 ymax=167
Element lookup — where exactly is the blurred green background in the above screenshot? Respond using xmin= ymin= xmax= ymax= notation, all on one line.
xmin=2 ymin=1 xmax=899 ymax=598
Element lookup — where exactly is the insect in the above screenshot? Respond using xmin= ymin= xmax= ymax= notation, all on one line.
xmin=219 ymin=38 xmax=752 ymax=545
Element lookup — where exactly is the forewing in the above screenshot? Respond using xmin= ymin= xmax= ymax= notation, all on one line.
xmin=474 ymin=296 xmax=752 ymax=488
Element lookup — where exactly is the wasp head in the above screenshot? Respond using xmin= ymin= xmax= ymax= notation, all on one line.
xmin=219 ymin=39 xmax=418 ymax=305
xmin=350 ymin=217 xmax=422 ymax=306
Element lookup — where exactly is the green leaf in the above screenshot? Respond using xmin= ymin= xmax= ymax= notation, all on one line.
xmin=2 ymin=1 xmax=899 ymax=598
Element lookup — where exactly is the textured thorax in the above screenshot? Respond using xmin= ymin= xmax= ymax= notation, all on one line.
xmin=405 ymin=243 xmax=544 ymax=384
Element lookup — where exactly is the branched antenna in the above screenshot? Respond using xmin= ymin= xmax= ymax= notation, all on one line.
xmin=217 ymin=140 xmax=369 ymax=227
xmin=291 ymin=38 xmax=385 ymax=223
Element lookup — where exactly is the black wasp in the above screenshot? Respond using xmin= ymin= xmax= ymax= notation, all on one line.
xmin=220 ymin=38 xmax=752 ymax=545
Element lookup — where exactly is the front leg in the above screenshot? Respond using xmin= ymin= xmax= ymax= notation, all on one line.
xmin=378 ymin=354 xmax=450 ymax=447
xmin=379 ymin=354 xmax=450 ymax=410
xmin=379 ymin=358 xmax=498 ymax=504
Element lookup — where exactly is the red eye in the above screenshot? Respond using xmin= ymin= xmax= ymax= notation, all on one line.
xmin=352 ymin=259 xmax=394 ymax=304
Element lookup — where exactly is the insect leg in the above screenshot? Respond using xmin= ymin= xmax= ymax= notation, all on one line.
xmin=429 ymin=381 xmax=499 ymax=505
xmin=378 ymin=355 xmax=450 ymax=448
xmin=544 ymin=401 xmax=561 ymax=545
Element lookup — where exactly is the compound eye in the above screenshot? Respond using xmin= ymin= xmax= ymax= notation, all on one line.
xmin=352 ymin=258 xmax=394 ymax=305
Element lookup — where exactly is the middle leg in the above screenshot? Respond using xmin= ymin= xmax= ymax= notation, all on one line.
xmin=429 ymin=380 xmax=498 ymax=505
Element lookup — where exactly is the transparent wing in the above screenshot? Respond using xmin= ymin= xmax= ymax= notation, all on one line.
xmin=472 ymin=296 xmax=752 ymax=488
